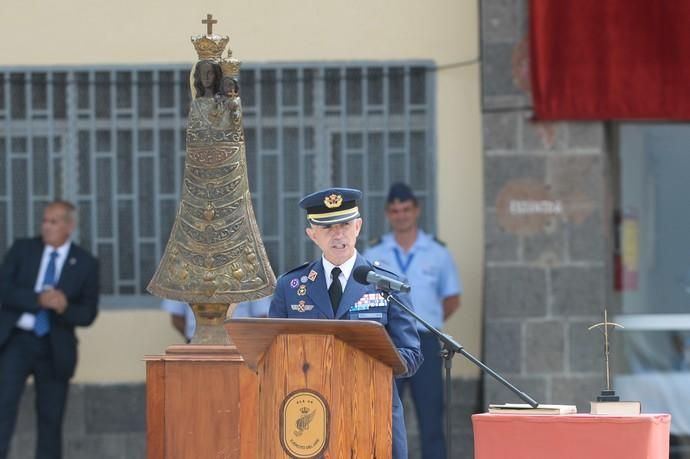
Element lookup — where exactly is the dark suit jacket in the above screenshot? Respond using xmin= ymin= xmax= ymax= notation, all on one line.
xmin=270 ymin=253 xmax=422 ymax=459
xmin=0 ymin=237 xmax=99 ymax=380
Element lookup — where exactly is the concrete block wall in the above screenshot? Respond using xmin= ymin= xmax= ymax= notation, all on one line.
xmin=480 ymin=0 xmax=613 ymax=412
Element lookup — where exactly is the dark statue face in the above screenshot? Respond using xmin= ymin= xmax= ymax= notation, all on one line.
xmin=199 ymin=62 xmax=216 ymax=89
xmin=193 ymin=60 xmax=222 ymax=98
xmin=220 ymin=77 xmax=239 ymax=97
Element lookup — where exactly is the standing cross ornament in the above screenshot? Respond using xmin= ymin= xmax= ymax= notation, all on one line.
xmin=202 ymin=13 xmax=217 ymax=35
xmin=588 ymin=309 xmax=624 ymax=401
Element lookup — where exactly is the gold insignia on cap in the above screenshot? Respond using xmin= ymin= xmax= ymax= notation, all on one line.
xmin=324 ymin=193 xmax=343 ymax=209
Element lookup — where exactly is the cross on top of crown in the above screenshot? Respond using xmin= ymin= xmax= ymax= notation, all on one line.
xmin=202 ymin=13 xmax=218 ymax=35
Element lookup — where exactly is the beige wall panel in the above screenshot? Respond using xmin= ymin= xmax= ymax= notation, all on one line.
xmin=437 ymin=63 xmax=483 ymax=377
xmin=74 ymin=310 xmax=184 ymax=383
xmin=0 ymin=0 xmax=476 ymax=65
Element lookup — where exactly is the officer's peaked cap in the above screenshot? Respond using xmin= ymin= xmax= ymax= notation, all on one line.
xmin=299 ymin=188 xmax=362 ymax=226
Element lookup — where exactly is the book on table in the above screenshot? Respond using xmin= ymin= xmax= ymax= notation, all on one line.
xmin=488 ymin=403 xmax=577 ymax=415
xmin=590 ymin=400 xmax=641 ymax=415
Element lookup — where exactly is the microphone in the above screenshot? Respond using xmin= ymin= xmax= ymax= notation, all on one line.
xmin=352 ymin=265 xmax=411 ymax=293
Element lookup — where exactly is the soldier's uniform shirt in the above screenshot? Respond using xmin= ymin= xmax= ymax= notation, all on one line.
xmin=364 ymin=229 xmax=462 ymax=331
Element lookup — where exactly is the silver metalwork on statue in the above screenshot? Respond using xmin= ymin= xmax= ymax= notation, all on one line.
xmin=148 ymin=14 xmax=275 ymax=344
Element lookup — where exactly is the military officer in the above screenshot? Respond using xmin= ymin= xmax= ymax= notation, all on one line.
xmin=269 ymin=187 xmax=423 ymax=459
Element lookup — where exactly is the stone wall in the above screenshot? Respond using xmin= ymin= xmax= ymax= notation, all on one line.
xmin=481 ymin=0 xmax=613 ymax=411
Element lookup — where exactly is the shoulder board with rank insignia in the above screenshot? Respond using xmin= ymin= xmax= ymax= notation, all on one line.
xmin=433 ymin=236 xmax=446 ymax=247
xmin=368 ymin=236 xmax=382 ymax=246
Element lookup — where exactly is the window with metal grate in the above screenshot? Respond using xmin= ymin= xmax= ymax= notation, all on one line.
xmin=0 ymin=63 xmax=436 ymax=307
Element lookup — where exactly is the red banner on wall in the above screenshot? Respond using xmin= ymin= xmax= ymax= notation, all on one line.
xmin=529 ymin=0 xmax=690 ymax=120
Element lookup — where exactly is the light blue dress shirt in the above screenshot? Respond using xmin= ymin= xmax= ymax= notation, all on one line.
xmin=364 ymin=230 xmax=462 ymax=331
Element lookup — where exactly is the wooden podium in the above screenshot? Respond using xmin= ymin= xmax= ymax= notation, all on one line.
xmin=144 ymin=345 xmax=258 ymax=459
xmin=225 ymin=318 xmax=406 ymax=458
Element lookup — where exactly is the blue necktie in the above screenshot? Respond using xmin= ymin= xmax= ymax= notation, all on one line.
xmin=34 ymin=251 xmax=58 ymax=337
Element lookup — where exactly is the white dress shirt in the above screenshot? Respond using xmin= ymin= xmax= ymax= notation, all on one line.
xmin=321 ymin=252 xmax=357 ymax=291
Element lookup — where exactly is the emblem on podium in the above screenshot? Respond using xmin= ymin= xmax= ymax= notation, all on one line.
xmin=280 ymin=390 xmax=330 ymax=458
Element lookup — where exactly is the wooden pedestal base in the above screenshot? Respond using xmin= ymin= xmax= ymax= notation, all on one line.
xmin=145 ymin=345 xmax=258 ymax=459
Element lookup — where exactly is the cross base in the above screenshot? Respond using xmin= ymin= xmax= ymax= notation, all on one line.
xmin=596 ymin=389 xmax=620 ymax=402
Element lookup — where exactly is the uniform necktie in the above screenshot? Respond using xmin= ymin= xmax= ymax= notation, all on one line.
xmin=329 ymin=267 xmax=343 ymax=315
xmin=35 ymin=251 xmax=58 ymax=337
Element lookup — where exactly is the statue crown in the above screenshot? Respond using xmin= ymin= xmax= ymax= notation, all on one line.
xmin=191 ymin=34 xmax=229 ymax=60
xmin=221 ymin=51 xmax=242 ymax=78
xmin=191 ymin=14 xmax=229 ymax=60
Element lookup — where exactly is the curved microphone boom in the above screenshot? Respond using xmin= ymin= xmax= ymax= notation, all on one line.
xmin=352 ymin=265 xmax=411 ymax=293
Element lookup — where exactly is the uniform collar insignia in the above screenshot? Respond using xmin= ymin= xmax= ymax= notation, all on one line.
xmin=308 ymin=270 xmax=318 ymax=282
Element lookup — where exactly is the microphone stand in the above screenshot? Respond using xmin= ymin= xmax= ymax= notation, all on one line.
xmin=383 ymin=292 xmax=538 ymax=459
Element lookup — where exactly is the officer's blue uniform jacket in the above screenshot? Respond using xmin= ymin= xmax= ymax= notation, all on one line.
xmin=270 ymin=253 xmax=423 ymax=459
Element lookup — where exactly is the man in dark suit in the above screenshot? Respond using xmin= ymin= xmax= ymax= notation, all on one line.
xmin=270 ymin=188 xmax=423 ymax=459
xmin=0 ymin=200 xmax=99 ymax=459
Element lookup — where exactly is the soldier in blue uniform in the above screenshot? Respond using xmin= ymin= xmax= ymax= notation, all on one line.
xmin=365 ymin=182 xmax=462 ymax=459
xmin=270 ymin=187 xmax=423 ymax=459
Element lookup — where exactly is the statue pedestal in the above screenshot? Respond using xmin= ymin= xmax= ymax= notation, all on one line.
xmin=145 ymin=345 xmax=258 ymax=459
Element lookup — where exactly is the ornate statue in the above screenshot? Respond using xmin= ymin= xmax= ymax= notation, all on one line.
xmin=148 ymin=15 xmax=275 ymax=345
